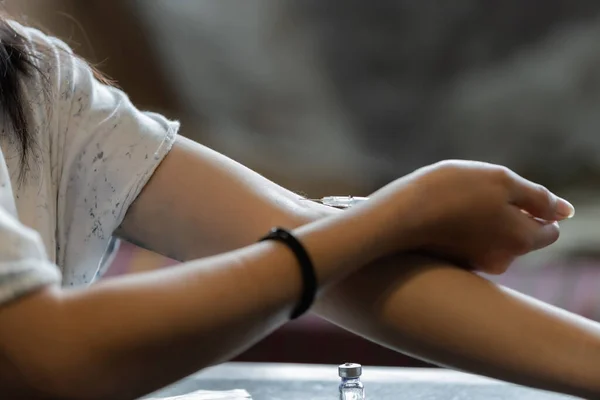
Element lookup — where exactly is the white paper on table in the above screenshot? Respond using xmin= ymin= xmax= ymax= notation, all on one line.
xmin=147 ymin=389 xmax=251 ymax=400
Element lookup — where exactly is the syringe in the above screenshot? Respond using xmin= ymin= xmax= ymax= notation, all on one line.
xmin=303 ymin=196 xmax=369 ymax=209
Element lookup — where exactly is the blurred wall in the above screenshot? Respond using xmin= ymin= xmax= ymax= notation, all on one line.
xmin=131 ymin=0 xmax=600 ymax=193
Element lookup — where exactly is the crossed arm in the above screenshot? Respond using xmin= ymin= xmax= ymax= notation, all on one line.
xmin=118 ymin=136 xmax=600 ymax=398
xmin=1 ymin=135 xmax=599 ymax=399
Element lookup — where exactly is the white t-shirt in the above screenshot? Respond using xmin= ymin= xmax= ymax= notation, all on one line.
xmin=0 ymin=22 xmax=178 ymax=305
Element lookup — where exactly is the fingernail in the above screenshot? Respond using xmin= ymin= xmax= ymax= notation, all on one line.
xmin=556 ymin=198 xmax=575 ymax=219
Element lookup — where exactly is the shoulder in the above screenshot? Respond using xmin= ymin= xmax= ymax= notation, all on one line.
xmin=9 ymin=19 xmax=77 ymax=64
xmin=9 ymin=19 xmax=77 ymax=77
xmin=9 ymin=20 xmax=97 ymax=107
xmin=8 ymin=20 xmax=122 ymax=147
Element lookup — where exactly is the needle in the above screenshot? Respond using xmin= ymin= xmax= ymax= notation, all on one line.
xmin=301 ymin=196 xmax=369 ymax=209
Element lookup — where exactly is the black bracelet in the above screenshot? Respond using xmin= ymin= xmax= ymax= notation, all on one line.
xmin=260 ymin=227 xmax=317 ymax=319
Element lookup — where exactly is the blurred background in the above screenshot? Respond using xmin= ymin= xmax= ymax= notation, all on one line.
xmin=8 ymin=0 xmax=600 ymax=367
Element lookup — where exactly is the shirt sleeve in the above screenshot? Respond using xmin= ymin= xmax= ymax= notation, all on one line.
xmin=19 ymin=24 xmax=179 ymax=281
xmin=0 ymin=148 xmax=61 ymax=306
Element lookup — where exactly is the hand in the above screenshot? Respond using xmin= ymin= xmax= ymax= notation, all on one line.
xmin=367 ymin=160 xmax=574 ymax=274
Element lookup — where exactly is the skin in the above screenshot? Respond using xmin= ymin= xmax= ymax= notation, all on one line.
xmin=0 ymin=136 xmax=598 ymax=400
xmin=120 ymin=137 xmax=600 ymax=397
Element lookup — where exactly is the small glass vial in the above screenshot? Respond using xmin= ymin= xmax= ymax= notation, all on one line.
xmin=338 ymin=362 xmax=365 ymax=400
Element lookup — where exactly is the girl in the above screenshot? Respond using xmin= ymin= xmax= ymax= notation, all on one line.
xmin=0 ymin=16 xmax=596 ymax=400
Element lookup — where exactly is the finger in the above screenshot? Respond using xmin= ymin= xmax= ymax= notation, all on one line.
xmin=504 ymin=207 xmax=560 ymax=255
xmin=515 ymin=215 xmax=560 ymax=253
xmin=507 ymin=172 xmax=574 ymax=221
xmin=530 ymin=221 xmax=560 ymax=251
xmin=520 ymin=209 xmax=556 ymax=225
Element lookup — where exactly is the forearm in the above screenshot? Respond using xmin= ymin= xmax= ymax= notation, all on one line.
xmin=314 ymin=255 xmax=600 ymax=398
xmin=271 ymin=203 xmax=600 ymax=397
xmin=119 ymin=138 xmax=595 ymax=396
xmin=0 ymin=211 xmax=386 ymax=400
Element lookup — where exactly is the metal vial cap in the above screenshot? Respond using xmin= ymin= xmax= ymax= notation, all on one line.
xmin=338 ymin=362 xmax=362 ymax=378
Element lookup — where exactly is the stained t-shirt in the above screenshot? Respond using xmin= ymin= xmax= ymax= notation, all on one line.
xmin=0 ymin=22 xmax=178 ymax=305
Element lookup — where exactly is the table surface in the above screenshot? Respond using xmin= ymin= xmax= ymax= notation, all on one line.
xmin=145 ymin=362 xmax=580 ymax=400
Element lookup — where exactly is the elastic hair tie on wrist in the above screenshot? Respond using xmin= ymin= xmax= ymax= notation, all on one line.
xmin=260 ymin=227 xmax=317 ymax=319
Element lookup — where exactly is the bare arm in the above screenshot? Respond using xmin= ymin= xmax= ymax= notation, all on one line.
xmin=118 ymin=136 xmax=600 ymax=398
xmin=315 ymin=255 xmax=600 ymax=399
xmin=0 ymin=203 xmax=391 ymax=400
xmin=117 ymin=136 xmax=321 ymax=260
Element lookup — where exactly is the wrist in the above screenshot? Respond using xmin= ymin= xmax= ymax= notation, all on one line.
xmin=356 ymin=188 xmax=425 ymax=257
xmin=294 ymin=191 xmax=425 ymax=263
xmin=291 ymin=208 xmax=385 ymax=286
xmin=297 ymin=199 xmax=344 ymax=222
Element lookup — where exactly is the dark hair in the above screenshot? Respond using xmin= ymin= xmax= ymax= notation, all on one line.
xmin=0 ymin=16 xmax=114 ymax=181
xmin=0 ymin=18 xmax=40 ymax=175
